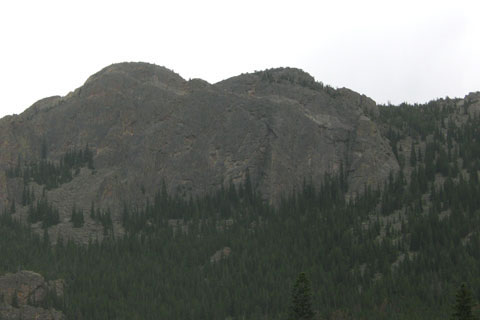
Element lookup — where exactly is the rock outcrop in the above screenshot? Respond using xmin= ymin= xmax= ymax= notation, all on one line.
xmin=210 ymin=247 xmax=232 ymax=263
xmin=0 ymin=62 xmax=399 ymax=239
xmin=0 ymin=270 xmax=65 ymax=320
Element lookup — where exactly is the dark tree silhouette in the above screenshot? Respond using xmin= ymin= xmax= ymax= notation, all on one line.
xmin=289 ymin=272 xmax=315 ymax=320
xmin=451 ymin=283 xmax=477 ymax=320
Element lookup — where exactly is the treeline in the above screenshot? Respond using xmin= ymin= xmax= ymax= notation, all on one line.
xmin=89 ymin=202 xmax=113 ymax=235
xmin=6 ymin=145 xmax=94 ymax=189
xmin=379 ymin=100 xmax=456 ymax=141
xmin=27 ymin=196 xmax=60 ymax=228
xmin=0 ymin=156 xmax=478 ymax=319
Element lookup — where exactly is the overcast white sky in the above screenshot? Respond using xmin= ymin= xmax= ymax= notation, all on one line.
xmin=0 ymin=0 xmax=479 ymax=118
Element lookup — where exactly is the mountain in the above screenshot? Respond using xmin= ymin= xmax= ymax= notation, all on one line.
xmin=1 ymin=62 xmax=480 ymax=319
xmin=0 ymin=62 xmax=397 ymax=241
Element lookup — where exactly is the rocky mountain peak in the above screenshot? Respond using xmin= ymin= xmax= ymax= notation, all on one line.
xmin=84 ymin=62 xmax=185 ymax=87
xmin=78 ymin=62 xmax=187 ymax=101
xmin=465 ymin=91 xmax=480 ymax=102
xmin=256 ymin=67 xmax=317 ymax=86
xmin=215 ymin=67 xmax=321 ymax=95
xmin=0 ymin=62 xmax=399 ymax=241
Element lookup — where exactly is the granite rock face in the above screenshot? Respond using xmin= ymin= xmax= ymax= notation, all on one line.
xmin=0 ymin=62 xmax=399 ymax=238
xmin=0 ymin=271 xmax=65 ymax=320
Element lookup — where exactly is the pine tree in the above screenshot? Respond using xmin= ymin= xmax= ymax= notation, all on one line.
xmin=71 ymin=205 xmax=84 ymax=228
xmin=90 ymin=201 xmax=95 ymax=220
xmin=41 ymin=138 xmax=48 ymax=159
xmin=289 ymin=272 xmax=315 ymax=320
xmin=22 ymin=185 xmax=28 ymax=206
xmin=451 ymin=283 xmax=477 ymax=320
xmin=11 ymin=291 xmax=19 ymax=308
xmin=410 ymin=143 xmax=417 ymax=166
xmin=10 ymin=200 xmax=15 ymax=214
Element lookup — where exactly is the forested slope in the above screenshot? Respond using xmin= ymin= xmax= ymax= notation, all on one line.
xmin=1 ymin=68 xmax=479 ymax=319
xmin=0 ymin=64 xmax=480 ymax=320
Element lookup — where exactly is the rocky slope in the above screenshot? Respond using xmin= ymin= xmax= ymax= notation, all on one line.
xmin=0 ymin=270 xmax=64 ymax=320
xmin=0 ymin=62 xmax=398 ymax=240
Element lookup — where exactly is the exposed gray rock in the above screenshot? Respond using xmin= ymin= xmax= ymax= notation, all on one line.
xmin=0 ymin=62 xmax=399 ymax=240
xmin=0 ymin=304 xmax=64 ymax=320
xmin=0 ymin=271 xmax=65 ymax=320
xmin=210 ymin=247 xmax=232 ymax=263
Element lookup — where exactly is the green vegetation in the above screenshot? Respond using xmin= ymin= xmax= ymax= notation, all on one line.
xmin=71 ymin=205 xmax=84 ymax=228
xmin=451 ymin=283 xmax=477 ymax=320
xmin=27 ymin=196 xmax=60 ymax=228
xmin=6 ymin=145 xmax=94 ymax=189
xmin=0 ymin=100 xmax=479 ymax=319
xmin=91 ymin=205 xmax=113 ymax=235
xmin=289 ymin=272 xmax=315 ymax=320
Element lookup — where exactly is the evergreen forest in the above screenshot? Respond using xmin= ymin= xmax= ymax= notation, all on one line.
xmin=1 ymin=99 xmax=480 ymax=319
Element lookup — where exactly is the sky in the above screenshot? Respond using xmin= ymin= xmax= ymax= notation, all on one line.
xmin=0 ymin=0 xmax=479 ymax=118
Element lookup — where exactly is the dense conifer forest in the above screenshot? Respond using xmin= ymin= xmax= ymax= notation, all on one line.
xmin=1 ymin=99 xmax=480 ymax=319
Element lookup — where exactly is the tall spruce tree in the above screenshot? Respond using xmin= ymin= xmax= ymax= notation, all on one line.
xmin=289 ymin=272 xmax=315 ymax=320
xmin=410 ymin=143 xmax=417 ymax=166
xmin=451 ymin=283 xmax=477 ymax=320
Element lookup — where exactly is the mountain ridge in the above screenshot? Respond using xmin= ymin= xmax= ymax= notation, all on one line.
xmin=0 ymin=61 xmax=423 ymax=240
xmin=1 ymin=62 xmax=480 ymax=319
